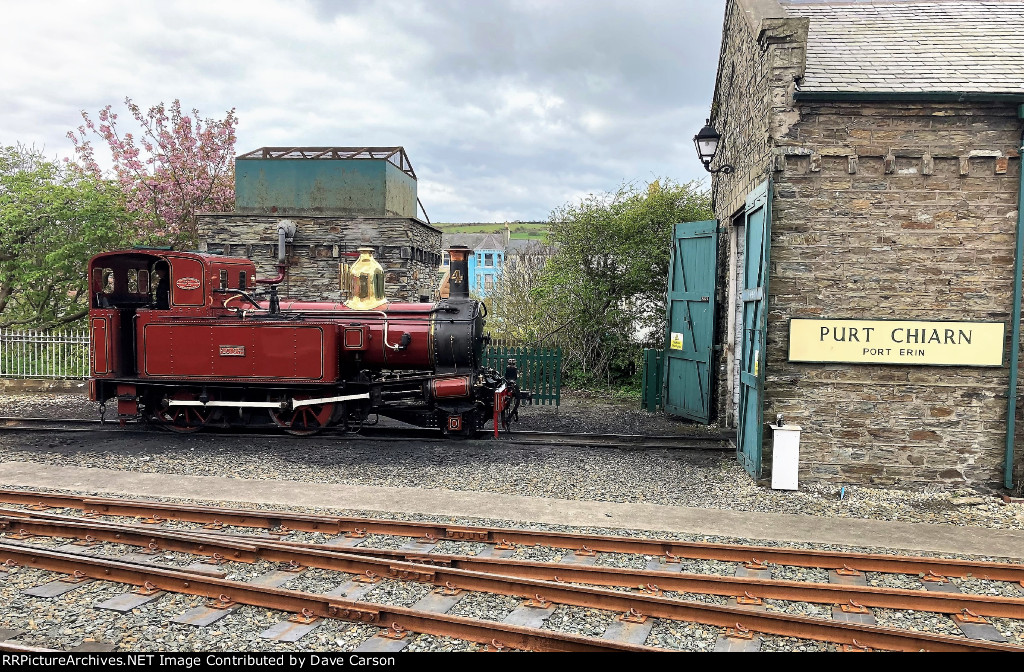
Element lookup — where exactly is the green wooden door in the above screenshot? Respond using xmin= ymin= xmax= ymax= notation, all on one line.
xmin=737 ymin=179 xmax=772 ymax=478
xmin=663 ymin=220 xmax=718 ymax=423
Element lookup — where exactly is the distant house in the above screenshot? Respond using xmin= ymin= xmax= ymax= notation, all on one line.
xmin=439 ymin=226 xmax=557 ymax=297
xmin=471 ymin=233 xmax=508 ymax=296
xmin=440 ymin=231 xmax=510 ymax=297
xmin=505 ymin=238 xmax=556 ymax=270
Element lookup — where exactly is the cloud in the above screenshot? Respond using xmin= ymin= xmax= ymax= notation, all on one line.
xmin=0 ymin=0 xmax=723 ymax=221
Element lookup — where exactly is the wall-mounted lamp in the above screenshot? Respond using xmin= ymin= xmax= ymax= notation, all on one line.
xmin=694 ymin=119 xmax=734 ymax=175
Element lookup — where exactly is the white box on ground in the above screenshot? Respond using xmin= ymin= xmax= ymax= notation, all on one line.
xmin=770 ymin=424 xmax=801 ymax=490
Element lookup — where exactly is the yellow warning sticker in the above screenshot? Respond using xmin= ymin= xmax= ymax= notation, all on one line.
xmin=670 ymin=332 xmax=684 ymax=350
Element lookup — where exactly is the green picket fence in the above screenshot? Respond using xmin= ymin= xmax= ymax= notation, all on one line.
xmin=483 ymin=345 xmax=562 ymax=406
xmin=641 ymin=348 xmax=664 ymax=412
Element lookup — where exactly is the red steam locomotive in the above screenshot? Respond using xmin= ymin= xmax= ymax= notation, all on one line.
xmin=87 ymin=242 xmax=525 ymax=437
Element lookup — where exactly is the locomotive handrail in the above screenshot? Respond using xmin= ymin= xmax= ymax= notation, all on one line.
xmin=275 ymin=307 xmax=461 ymax=316
xmin=220 ymin=290 xmax=262 ymax=313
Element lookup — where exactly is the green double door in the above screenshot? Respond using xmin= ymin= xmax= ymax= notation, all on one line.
xmin=737 ymin=180 xmax=772 ymax=479
xmin=663 ymin=220 xmax=718 ymax=423
xmin=663 ymin=179 xmax=772 ymax=480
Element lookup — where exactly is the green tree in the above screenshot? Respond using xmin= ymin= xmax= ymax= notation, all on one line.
xmin=537 ymin=178 xmax=711 ymax=384
xmin=487 ymin=241 xmax=555 ymax=344
xmin=0 ymin=144 xmax=134 ymax=329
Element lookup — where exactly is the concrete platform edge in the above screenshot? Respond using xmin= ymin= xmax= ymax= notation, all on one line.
xmin=1 ymin=461 xmax=1022 ymax=560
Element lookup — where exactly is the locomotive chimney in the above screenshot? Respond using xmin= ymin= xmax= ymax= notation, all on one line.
xmin=446 ymin=246 xmax=471 ymax=301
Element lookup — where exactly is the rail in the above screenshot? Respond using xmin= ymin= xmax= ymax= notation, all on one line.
xmin=2 ymin=500 xmax=1022 ymax=652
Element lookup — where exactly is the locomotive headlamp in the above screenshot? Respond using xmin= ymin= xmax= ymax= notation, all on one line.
xmin=694 ymin=119 xmax=734 ymax=175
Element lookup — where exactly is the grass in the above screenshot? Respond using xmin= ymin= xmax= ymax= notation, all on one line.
xmin=435 ymin=222 xmax=551 ymax=239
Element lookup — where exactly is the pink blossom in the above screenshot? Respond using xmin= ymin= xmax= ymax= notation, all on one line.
xmin=69 ymin=97 xmax=237 ymax=248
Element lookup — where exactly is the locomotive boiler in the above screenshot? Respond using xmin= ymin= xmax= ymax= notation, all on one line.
xmin=87 ymin=242 xmax=525 ymax=437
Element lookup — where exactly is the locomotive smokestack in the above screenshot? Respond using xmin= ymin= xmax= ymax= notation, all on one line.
xmin=446 ymin=246 xmax=471 ymax=301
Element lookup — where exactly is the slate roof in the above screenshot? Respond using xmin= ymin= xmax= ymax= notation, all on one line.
xmin=507 ymin=238 xmax=556 ymax=254
xmin=440 ymin=233 xmax=486 ymax=249
xmin=778 ymin=0 xmax=1024 ymax=94
xmin=440 ymin=233 xmax=507 ymax=251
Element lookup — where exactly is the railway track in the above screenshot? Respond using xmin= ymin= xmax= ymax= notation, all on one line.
xmin=0 ymin=416 xmax=730 ymax=449
xmin=0 ymin=489 xmax=1022 ymax=652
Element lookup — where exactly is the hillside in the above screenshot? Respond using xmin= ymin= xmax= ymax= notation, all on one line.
xmin=433 ymin=221 xmax=550 ymax=240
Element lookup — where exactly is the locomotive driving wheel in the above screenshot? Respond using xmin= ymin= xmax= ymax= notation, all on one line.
xmin=158 ymin=390 xmax=214 ymax=433
xmin=269 ymin=394 xmax=336 ymax=436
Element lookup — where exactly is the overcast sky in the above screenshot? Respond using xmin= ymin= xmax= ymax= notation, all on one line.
xmin=1 ymin=0 xmax=725 ymax=223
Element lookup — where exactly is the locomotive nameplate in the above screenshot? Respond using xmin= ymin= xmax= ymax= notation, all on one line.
xmin=789 ymin=319 xmax=1005 ymax=366
xmin=219 ymin=345 xmax=246 ymax=357
xmin=175 ymin=277 xmax=201 ymax=290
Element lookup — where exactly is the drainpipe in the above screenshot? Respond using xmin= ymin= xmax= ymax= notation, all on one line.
xmin=1006 ymin=107 xmax=1024 ymax=490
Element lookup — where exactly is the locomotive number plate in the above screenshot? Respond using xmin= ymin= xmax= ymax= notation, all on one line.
xmin=219 ymin=345 xmax=246 ymax=357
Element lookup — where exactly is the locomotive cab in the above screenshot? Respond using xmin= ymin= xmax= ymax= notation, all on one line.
xmin=87 ymin=249 xmax=258 ymax=397
xmin=89 ymin=251 xmax=172 ymax=380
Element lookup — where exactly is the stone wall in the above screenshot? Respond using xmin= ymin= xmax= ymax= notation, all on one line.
xmin=711 ymin=0 xmax=806 ymax=219
xmin=710 ymin=0 xmax=808 ymax=426
xmin=768 ymin=101 xmax=1022 ymax=488
xmin=710 ymin=0 xmax=1024 ymax=487
xmin=197 ymin=215 xmax=442 ymax=303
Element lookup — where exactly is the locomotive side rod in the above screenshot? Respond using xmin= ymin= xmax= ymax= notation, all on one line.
xmin=163 ymin=400 xmax=287 ymax=409
xmin=2 ymin=488 xmax=1023 ymax=581
xmin=2 ymin=517 xmax=1021 ymax=652
xmin=163 ymin=393 xmax=371 ymax=410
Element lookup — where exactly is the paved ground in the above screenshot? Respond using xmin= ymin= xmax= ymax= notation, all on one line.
xmin=2 ymin=460 xmax=1023 ymax=560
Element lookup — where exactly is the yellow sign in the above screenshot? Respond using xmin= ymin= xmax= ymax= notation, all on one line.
xmin=789 ymin=319 xmax=1005 ymax=366
xmin=670 ymin=332 xmax=684 ymax=350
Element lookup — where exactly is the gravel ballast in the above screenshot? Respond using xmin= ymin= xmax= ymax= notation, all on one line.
xmin=2 ymin=392 xmax=1022 ymax=531
xmin=2 ymin=390 xmax=1024 ymax=652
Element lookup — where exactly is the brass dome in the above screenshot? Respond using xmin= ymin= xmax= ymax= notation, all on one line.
xmin=344 ymin=247 xmax=387 ymax=310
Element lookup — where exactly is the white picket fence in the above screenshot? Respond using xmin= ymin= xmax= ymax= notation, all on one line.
xmin=0 ymin=328 xmax=91 ymax=379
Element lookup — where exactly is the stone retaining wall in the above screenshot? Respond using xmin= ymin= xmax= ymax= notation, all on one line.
xmin=197 ymin=214 xmax=442 ymax=303
xmin=0 ymin=379 xmax=87 ymax=394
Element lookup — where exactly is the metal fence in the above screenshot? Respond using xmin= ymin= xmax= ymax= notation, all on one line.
xmin=0 ymin=330 xmax=566 ymax=406
xmin=482 ymin=344 xmax=562 ymax=406
xmin=0 ymin=328 xmax=91 ymax=379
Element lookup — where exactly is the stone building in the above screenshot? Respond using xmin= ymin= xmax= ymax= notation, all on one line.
xmin=701 ymin=0 xmax=1024 ymax=488
xmin=197 ymin=147 xmax=442 ymax=303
